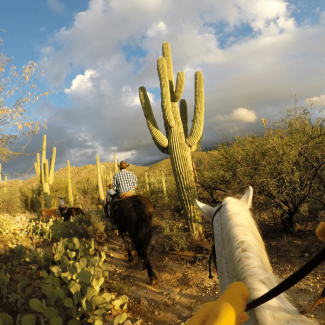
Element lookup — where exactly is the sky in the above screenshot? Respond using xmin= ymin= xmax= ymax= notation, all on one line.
xmin=1 ymin=0 xmax=325 ymax=180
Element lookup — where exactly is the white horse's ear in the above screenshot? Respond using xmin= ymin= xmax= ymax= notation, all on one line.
xmin=240 ymin=186 xmax=253 ymax=209
xmin=195 ymin=200 xmax=215 ymax=222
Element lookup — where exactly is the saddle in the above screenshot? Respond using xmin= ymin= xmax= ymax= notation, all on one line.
xmin=119 ymin=190 xmax=136 ymax=201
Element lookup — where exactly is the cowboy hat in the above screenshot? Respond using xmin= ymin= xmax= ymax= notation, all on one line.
xmin=118 ymin=161 xmax=129 ymax=169
xmin=58 ymin=194 xmax=63 ymax=198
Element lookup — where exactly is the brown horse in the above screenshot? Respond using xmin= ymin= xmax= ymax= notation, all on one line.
xmin=54 ymin=207 xmax=85 ymax=221
xmin=110 ymin=194 xmax=158 ymax=285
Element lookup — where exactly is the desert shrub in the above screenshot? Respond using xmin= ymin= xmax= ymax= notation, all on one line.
xmin=160 ymin=223 xmax=187 ymax=251
xmin=194 ymin=107 xmax=325 ymax=232
xmin=50 ymin=213 xmax=109 ymax=241
xmin=0 ymin=186 xmax=24 ymax=214
xmin=112 ymin=280 xmax=130 ymax=295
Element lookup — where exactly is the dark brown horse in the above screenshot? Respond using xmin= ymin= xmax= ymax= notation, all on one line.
xmin=54 ymin=207 xmax=85 ymax=221
xmin=110 ymin=194 xmax=158 ymax=285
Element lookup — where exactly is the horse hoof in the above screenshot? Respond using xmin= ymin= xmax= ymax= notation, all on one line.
xmin=150 ymin=278 xmax=158 ymax=286
xmin=127 ymin=259 xmax=135 ymax=264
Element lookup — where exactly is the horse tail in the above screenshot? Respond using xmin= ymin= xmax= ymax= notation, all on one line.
xmin=133 ymin=198 xmax=152 ymax=263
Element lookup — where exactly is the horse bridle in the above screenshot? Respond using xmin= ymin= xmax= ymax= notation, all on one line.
xmin=209 ymin=205 xmax=325 ymax=312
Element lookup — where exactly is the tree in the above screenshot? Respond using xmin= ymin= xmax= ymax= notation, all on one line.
xmin=139 ymin=42 xmax=204 ymax=238
xmin=0 ymin=36 xmax=50 ymax=162
xmin=196 ymin=106 xmax=325 ymax=233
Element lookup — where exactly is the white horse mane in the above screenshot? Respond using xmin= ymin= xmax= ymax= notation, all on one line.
xmin=196 ymin=186 xmax=315 ymax=325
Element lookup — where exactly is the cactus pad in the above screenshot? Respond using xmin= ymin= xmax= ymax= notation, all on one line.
xmin=68 ymin=281 xmax=81 ymax=295
xmin=21 ymin=315 xmax=36 ymax=325
xmin=29 ymin=299 xmax=44 ymax=313
xmin=77 ymin=269 xmax=91 ymax=284
xmin=73 ymin=291 xmax=82 ymax=304
xmin=43 ymin=307 xmax=59 ymax=319
xmin=91 ymin=296 xmax=106 ymax=307
xmin=0 ymin=314 xmax=14 ymax=325
xmin=85 ymin=286 xmax=97 ymax=302
xmin=101 ymin=293 xmax=112 ymax=303
xmin=63 ymin=298 xmax=74 ymax=308
xmin=41 ymin=284 xmax=54 ymax=298
xmin=49 ymin=317 xmax=62 ymax=325
xmin=113 ymin=313 xmax=127 ymax=325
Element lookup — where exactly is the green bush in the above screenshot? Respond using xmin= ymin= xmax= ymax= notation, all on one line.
xmin=0 ymin=186 xmax=24 ymax=214
xmin=160 ymin=223 xmax=187 ymax=251
xmin=49 ymin=213 xmax=109 ymax=242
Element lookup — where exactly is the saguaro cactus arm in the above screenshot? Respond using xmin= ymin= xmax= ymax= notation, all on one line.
xmin=34 ymin=153 xmax=41 ymax=182
xmin=172 ymin=71 xmax=185 ymax=103
xmin=180 ymin=99 xmax=188 ymax=137
xmin=44 ymin=160 xmax=49 ymax=183
xmin=139 ymin=87 xmax=169 ymax=154
xmin=186 ymin=71 xmax=204 ymax=151
xmin=157 ymin=57 xmax=175 ymax=129
xmin=48 ymin=147 xmax=56 ymax=184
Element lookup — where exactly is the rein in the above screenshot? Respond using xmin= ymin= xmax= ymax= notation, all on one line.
xmin=208 ymin=204 xmax=223 ymax=278
xmin=210 ymin=205 xmax=325 ymax=312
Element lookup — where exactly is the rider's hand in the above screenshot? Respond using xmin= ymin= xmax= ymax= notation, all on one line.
xmin=185 ymin=282 xmax=250 ymax=325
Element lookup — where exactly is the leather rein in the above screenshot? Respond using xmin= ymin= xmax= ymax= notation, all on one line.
xmin=209 ymin=205 xmax=325 ymax=312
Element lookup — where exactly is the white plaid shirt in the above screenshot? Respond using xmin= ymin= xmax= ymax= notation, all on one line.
xmin=113 ymin=170 xmax=137 ymax=195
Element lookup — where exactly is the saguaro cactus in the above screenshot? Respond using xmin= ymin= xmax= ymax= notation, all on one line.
xmin=114 ymin=155 xmax=118 ymax=175
xmin=67 ymin=160 xmax=73 ymax=206
xmin=34 ymin=135 xmax=56 ymax=208
xmin=161 ymin=171 xmax=168 ymax=203
xmin=145 ymin=172 xmax=150 ymax=193
xmin=96 ymin=155 xmax=105 ymax=203
xmin=139 ymin=42 xmax=204 ymax=237
xmin=109 ymin=167 xmax=113 ymax=184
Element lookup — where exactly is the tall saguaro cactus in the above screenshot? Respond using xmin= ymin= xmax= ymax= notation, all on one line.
xmin=34 ymin=135 xmax=56 ymax=208
xmin=139 ymin=42 xmax=204 ymax=237
xmin=114 ymin=155 xmax=118 ymax=175
xmin=96 ymin=155 xmax=105 ymax=203
xmin=67 ymin=160 xmax=73 ymax=206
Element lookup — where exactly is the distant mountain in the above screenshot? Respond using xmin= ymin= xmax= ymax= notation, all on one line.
xmin=142 ymin=158 xmax=167 ymax=167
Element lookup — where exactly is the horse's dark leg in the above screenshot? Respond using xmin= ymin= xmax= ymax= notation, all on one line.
xmin=143 ymin=256 xmax=158 ymax=285
xmin=120 ymin=232 xmax=134 ymax=264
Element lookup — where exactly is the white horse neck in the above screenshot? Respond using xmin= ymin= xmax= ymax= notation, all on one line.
xmin=214 ymin=197 xmax=315 ymax=325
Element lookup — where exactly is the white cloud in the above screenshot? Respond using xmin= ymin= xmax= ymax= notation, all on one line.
xmin=65 ymin=70 xmax=99 ymax=95
xmin=213 ymin=108 xmax=257 ymax=123
xmin=24 ymin=0 xmax=325 ymax=175
xmin=47 ymin=0 xmax=65 ymax=13
xmin=147 ymin=21 xmax=167 ymax=37
xmin=303 ymin=95 xmax=325 ymax=108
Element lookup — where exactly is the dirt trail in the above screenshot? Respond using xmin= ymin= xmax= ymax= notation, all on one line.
xmin=103 ymin=232 xmax=220 ymax=325
xmin=103 ymin=222 xmax=325 ymax=325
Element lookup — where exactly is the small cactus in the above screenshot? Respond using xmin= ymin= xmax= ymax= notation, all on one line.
xmin=21 ymin=315 xmax=36 ymax=325
xmin=29 ymin=298 xmax=44 ymax=313
xmin=113 ymin=313 xmax=127 ymax=325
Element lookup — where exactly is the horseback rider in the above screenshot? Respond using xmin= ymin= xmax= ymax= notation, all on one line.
xmin=104 ymin=184 xmax=116 ymax=218
xmin=110 ymin=161 xmax=138 ymax=227
xmin=57 ymin=194 xmax=67 ymax=217
xmin=113 ymin=161 xmax=138 ymax=198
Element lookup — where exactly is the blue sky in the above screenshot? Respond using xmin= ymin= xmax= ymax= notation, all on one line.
xmin=1 ymin=0 xmax=325 ymax=180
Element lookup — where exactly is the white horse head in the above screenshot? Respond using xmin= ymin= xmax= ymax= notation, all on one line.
xmin=195 ymin=187 xmax=315 ymax=325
